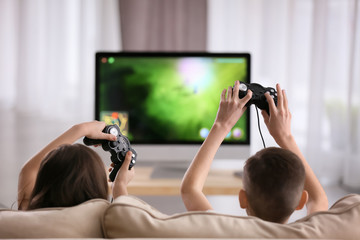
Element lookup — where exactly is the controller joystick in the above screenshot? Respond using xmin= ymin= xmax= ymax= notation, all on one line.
xmin=83 ymin=125 xmax=137 ymax=182
xmin=238 ymin=82 xmax=277 ymax=115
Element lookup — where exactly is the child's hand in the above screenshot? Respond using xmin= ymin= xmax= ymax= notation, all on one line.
xmin=111 ymin=151 xmax=135 ymax=198
xmin=214 ymin=80 xmax=252 ymax=131
xmin=261 ymin=84 xmax=292 ymax=146
xmin=81 ymin=121 xmax=117 ymax=141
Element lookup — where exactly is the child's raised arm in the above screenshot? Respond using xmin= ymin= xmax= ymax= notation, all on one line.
xmin=181 ymin=81 xmax=252 ymax=211
xmin=262 ymin=84 xmax=328 ymax=214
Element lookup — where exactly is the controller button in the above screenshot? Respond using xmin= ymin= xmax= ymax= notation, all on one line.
xmin=239 ymin=83 xmax=247 ymax=91
xmin=270 ymin=89 xmax=275 ymax=92
xmin=109 ymin=128 xmax=119 ymax=136
xmin=109 ymin=141 xmax=118 ymax=148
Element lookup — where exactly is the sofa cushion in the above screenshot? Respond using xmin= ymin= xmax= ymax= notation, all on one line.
xmin=0 ymin=198 xmax=109 ymax=238
xmin=103 ymin=194 xmax=360 ymax=239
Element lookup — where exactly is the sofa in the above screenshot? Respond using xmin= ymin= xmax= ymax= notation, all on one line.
xmin=0 ymin=194 xmax=360 ymax=239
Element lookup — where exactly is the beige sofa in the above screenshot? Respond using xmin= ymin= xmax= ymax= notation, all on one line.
xmin=0 ymin=194 xmax=359 ymax=239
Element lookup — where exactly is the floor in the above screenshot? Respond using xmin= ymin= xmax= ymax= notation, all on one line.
xmin=0 ymin=108 xmax=355 ymax=223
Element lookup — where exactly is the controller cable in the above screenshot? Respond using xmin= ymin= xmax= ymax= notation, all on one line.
xmin=255 ymin=106 xmax=266 ymax=148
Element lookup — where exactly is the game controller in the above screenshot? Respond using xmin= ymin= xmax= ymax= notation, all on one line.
xmin=83 ymin=124 xmax=137 ymax=182
xmin=238 ymin=82 xmax=277 ymax=115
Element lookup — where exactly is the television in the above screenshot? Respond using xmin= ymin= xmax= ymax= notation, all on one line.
xmin=95 ymin=52 xmax=251 ymax=162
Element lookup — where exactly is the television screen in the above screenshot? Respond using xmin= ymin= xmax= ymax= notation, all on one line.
xmin=95 ymin=52 xmax=250 ymax=145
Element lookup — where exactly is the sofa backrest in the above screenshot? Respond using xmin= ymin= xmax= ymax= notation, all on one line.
xmin=1 ymin=194 xmax=359 ymax=239
xmin=103 ymin=194 xmax=360 ymax=239
xmin=0 ymin=198 xmax=109 ymax=238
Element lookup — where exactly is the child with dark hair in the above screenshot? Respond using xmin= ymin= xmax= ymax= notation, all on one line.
xmin=181 ymin=81 xmax=328 ymax=223
xmin=242 ymin=147 xmax=306 ymax=223
xmin=18 ymin=121 xmax=134 ymax=210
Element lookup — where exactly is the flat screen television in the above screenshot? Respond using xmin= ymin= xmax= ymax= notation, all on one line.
xmin=95 ymin=52 xmax=251 ymax=162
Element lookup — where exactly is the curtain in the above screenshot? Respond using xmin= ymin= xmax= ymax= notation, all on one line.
xmin=0 ymin=0 xmax=121 ymax=122
xmin=119 ymin=0 xmax=207 ymax=51
xmin=207 ymin=0 xmax=360 ymax=189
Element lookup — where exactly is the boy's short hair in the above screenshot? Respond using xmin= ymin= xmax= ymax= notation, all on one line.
xmin=242 ymin=147 xmax=306 ymax=223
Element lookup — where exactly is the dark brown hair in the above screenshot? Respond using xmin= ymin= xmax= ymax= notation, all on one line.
xmin=242 ymin=147 xmax=305 ymax=223
xmin=27 ymin=144 xmax=108 ymax=210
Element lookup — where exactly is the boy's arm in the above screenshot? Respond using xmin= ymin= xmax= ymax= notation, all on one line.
xmin=181 ymin=81 xmax=252 ymax=211
xmin=180 ymin=122 xmax=230 ymax=211
xmin=262 ymin=84 xmax=328 ymax=214
xmin=17 ymin=121 xmax=116 ymax=210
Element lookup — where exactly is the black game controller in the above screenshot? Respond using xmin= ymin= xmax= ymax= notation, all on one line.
xmin=83 ymin=125 xmax=137 ymax=182
xmin=238 ymin=81 xmax=277 ymax=115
